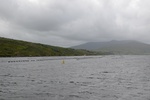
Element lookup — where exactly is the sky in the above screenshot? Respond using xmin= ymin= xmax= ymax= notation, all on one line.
xmin=0 ymin=0 xmax=150 ymax=47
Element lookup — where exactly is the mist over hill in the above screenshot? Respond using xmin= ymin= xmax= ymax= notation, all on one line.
xmin=72 ymin=40 xmax=150 ymax=55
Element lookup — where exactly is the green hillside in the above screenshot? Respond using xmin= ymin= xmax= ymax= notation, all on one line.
xmin=0 ymin=37 xmax=102 ymax=57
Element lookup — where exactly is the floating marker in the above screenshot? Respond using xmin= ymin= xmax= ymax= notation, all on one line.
xmin=62 ymin=60 xmax=65 ymax=64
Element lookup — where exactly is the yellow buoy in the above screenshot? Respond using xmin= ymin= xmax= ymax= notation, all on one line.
xmin=62 ymin=60 xmax=65 ymax=64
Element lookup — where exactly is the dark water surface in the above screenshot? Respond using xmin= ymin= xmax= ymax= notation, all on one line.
xmin=0 ymin=55 xmax=150 ymax=100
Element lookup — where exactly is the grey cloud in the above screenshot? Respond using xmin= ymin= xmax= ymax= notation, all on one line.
xmin=0 ymin=0 xmax=86 ymax=31
xmin=0 ymin=0 xmax=150 ymax=47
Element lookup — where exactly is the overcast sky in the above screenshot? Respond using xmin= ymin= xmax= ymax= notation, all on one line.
xmin=0 ymin=0 xmax=150 ymax=47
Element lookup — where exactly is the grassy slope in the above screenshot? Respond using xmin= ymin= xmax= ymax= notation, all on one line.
xmin=0 ymin=37 xmax=102 ymax=57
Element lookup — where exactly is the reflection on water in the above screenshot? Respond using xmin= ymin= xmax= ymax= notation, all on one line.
xmin=0 ymin=55 xmax=150 ymax=100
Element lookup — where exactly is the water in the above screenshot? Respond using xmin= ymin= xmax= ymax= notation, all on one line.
xmin=0 ymin=55 xmax=150 ymax=100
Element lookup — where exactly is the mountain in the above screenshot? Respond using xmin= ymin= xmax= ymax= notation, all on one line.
xmin=0 ymin=37 xmax=101 ymax=57
xmin=72 ymin=40 xmax=150 ymax=55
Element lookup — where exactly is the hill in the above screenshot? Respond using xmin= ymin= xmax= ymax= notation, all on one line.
xmin=72 ymin=40 xmax=150 ymax=55
xmin=0 ymin=37 xmax=102 ymax=57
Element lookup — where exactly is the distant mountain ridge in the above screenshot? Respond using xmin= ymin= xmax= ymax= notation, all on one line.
xmin=72 ymin=40 xmax=150 ymax=55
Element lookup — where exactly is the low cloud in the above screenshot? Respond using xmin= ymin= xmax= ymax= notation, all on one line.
xmin=0 ymin=0 xmax=150 ymax=47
